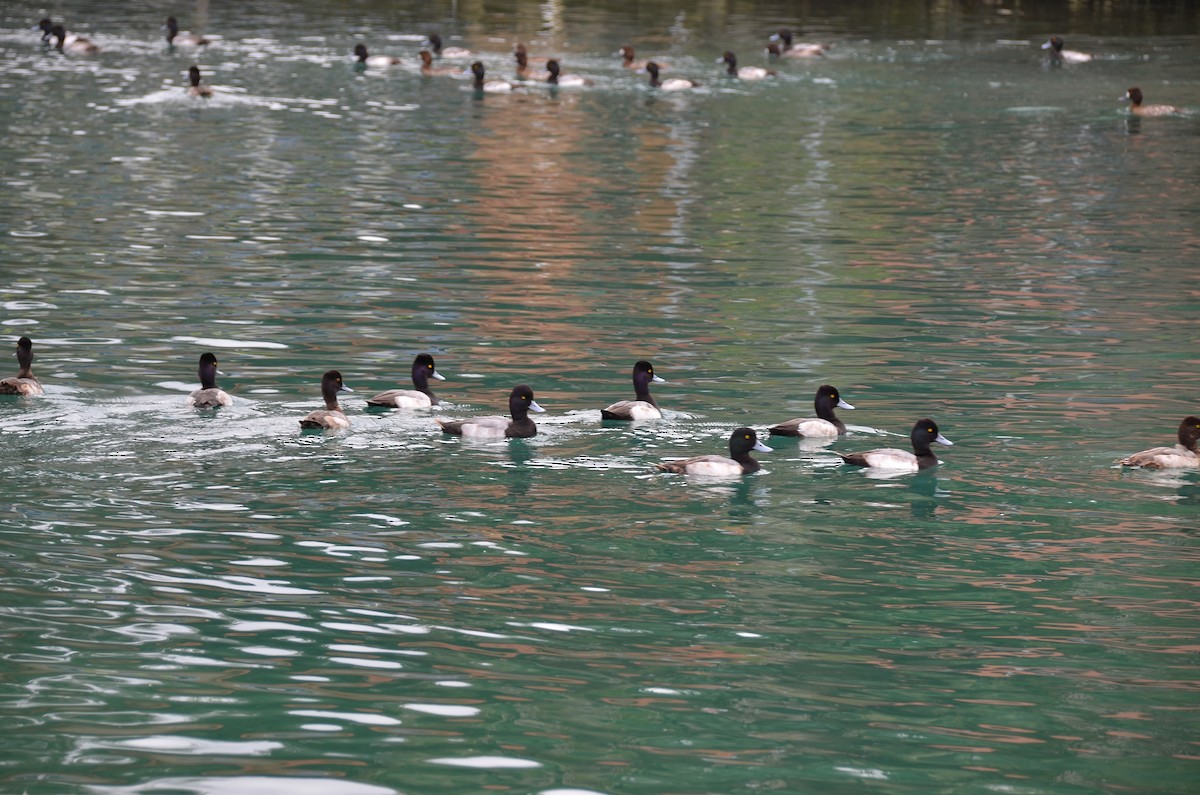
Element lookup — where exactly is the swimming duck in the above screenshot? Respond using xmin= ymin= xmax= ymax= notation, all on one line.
xmin=718 ymin=51 xmax=775 ymax=80
xmin=0 ymin=337 xmax=44 ymax=397
xmin=426 ymin=34 xmax=472 ymax=59
xmin=769 ymin=385 xmax=854 ymax=437
xmin=186 ymin=65 xmax=213 ymax=97
xmin=48 ymin=24 xmax=100 ymax=54
xmin=1041 ymin=36 xmax=1092 ymax=64
xmin=617 ymin=45 xmax=666 ymax=71
xmin=418 ymin=50 xmax=462 ymax=76
xmin=601 ymin=360 xmax=665 ymax=421
xmin=299 ymin=371 xmax=353 ymax=430
xmin=1122 ymin=87 xmax=1181 ymax=117
xmin=187 ymin=352 xmax=232 ymax=408
xmin=1119 ymin=416 xmax=1200 ymax=469
xmin=656 ymin=428 xmax=771 ymax=476
xmin=769 ymin=28 xmax=827 ymax=58
xmin=366 ymin=354 xmax=446 ymax=409
xmin=513 ymin=43 xmax=549 ymax=66
xmin=164 ymin=16 xmax=209 ymax=47
xmin=470 ymin=62 xmax=514 ymax=93
xmin=837 ymin=419 xmax=952 ymax=471
xmin=354 ymin=43 xmax=401 ymax=67
xmin=436 ymin=385 xmax=544 ymax=439
xmin=545 ymin=60 xmax=593 ymax=87
xmin=645 ymin=62 xmax=698 ymax=91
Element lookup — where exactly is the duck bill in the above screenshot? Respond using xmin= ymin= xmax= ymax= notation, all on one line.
xmin=528 ymin=400 xmax=546 ymax=413
xmin=935 ymin=434 xmax=953 ymax=446
xmin=753 ymin=441 xmax=773 ymax=452
xmin=1040 ymin=39 xmax=1053 ymax=49
xmin=651 ymin=375 xmax=666 ymax=383
xmin=838 ymin=399 xmax=855 ymax=410
xmin=339 ymin=384 xmax=354 ymax=393
xmin=431 ymin=370 xmax=447 ymax=381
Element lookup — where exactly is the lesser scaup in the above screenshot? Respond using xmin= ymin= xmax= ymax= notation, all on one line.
xmin=49 ymin=24 xmax=100 ymax=54
xmin=837 ymin=419 xmax=952 ymax=471
xmin=1119 ymin=416 xmax=1200 ymax=469
xmin=470 ymin=62 xmax=515 ymax=93
xmin=769 ymin=385 xmax=855 ymax=437
xmin=1122 ymin=87 xmax=1181 ymax=117
xmin=1041 ymin=36 xmax=1092 ymax=64
xmin=299 ymin=370 xmax=353 ymax=430
xmin=354 ymin=43 xmax=401 ymax=67
xmin=187 ymin=352 xmax=232 ymax=408
xmin=436 ymin=385 xmax=544 ymax=438
xmin=514 ymin=46 xmax=550 ymax=81
xmin=418 ymin=50 xmax=462 ymax=76
xmin=656 ymin=428 xmax=771 ymax=476
xmin=718 ymin=51 xmax=775 ymax=80
xmin=366 ymin=354 xmax=446 ymax=409
xmin=768 ymin=28 xmax=828 ymax=58
xmin=186 ymin=65 xmax=213 ymax=97
xmin=513 ymin=43 xmax=548 ymax=66
xmin=164 ymin=16 xmax=209 ymax=48
xmin=426 ymin=34 xmax=472 ymax=59
xmin=645 ymin=62 xmax=698 ymax=91
xmin=601 ymin=360 xmax=666 ymax=421
xmin=0 ymin=337 xmax=44 ymax=397
xmin=545 ymin=60 xmax=593 ymax=87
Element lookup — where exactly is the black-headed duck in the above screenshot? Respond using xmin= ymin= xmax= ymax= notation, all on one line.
xmin=1120 ymin=416 xmax=1200 ymax=469
xmin=186 ymin=65 xmax=213 ymax=97
xmin=617 ymin=45 xmax=666 ymax=71
xmin=188 ymin=352 xmax=231 ymax=408
xmin=514 ymin=46 xmax=549 ymax=81
xmin=656 ymin=428 xmax=771 ymax=476
xmin=769 ymin=28 xmax=828 ymax=58
xmin=418 ymin=50 xmax=462 ymax=76
xmin=164 ymin=16 xmax=209 ymax=48
xmin=0 ymin=337 xmax=44 ymax=397
xmin=1122 ymin=87 xmax=1181 ymax=117
xmin=436 ymin=385 xmax=544 ymax=439
xmin=299 ymin=370 xmax=353 ymax=430
xmin=645 ymin=61 xmax=698 ymax=91
xmin=718 ymin=51 xmax=775 ymax=81
xmin=837 ymin=419 xmax=952 ymax=471
xmin=545 ymin=60 xmax=592 ymax=87
xmin=601 ymin=360 xmax=666 ymax=421
xmin=770 ymin=385 xmax=855 ymax=437
xmin=366 ymin=354 xmax=446 ymax=409
xmin=470 ymin=62 xmax=515 ymax=93
xmin=1041 ymin=36 xmax=1092 ymax=64
xmin=426 ymin=34 xmax=472 ymax=59
xmin=354 ymin=43 xmax=401 ymax=67
xmin=48 ymin=24 xmax=100 ymax=54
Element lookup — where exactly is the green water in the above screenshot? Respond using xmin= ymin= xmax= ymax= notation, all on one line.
xmin=2 ymin=2 xmax=1198 ymax=793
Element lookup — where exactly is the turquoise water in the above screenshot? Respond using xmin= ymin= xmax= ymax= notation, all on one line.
xmin=2 ymin=2 xmax=1198 ymax=793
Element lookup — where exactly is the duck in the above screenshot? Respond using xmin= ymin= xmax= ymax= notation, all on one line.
xmin=354 ymin=43 xmax=401 ymax=67
xmin=187 ymin=352 xmax=232 ymax=408
xmin=426 ymin=34 xmax=472 ymax=60
xmin=837 ymin=419 xmax=952 ymax=471
xmin=769 ymin=385 xmax=854 ymax=437
xmin=656 ymin=428 xmax=771 ymax=476
xmin=418 ymin=50 xmax=462 ymax=76
xmin=514 ymin=46 xmax=550 ymax=81
xmin=48 ymin=24 xmax=100 ymax=54
xmin=718 ymin=51 xmax=775 ymax=81
xmin=299 ymin=371 xmax=353 ymax=430
xmin=164 ymin=16 xmax=209 ymax=47
xmin=0 ymin=336 xmax=44 ymax=397
xmin=617 ymin=45 xmax=665 ymax=71
xmin=1119 ymin=417 xmax=1200 ymax=469
xmin=545 ymin=60 xmax=593 ymax=87
xmin=365 ymin=354 xmax=446 ymax=409
xmin=601 ymin=360 xmax=666 ymax=421
xmin=768 ymin=28 xmax=828 ymax=58
xmin=470 ymin=62 xmax=515 ymax=93
xmin=436 ymin=385 xmax=544 ymax=439
xmin=186 ymin=65 xmax=213 ymax=97
xmin=513 ymin=43 xmax=549 ymax=66
xmin=1041 ymin=36 xmax=1092 ymax=64
xmin=645 ymin=62 xmax=698 ymax=91
xmin=1122 ymin=87 xmax=1181 ymax=117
